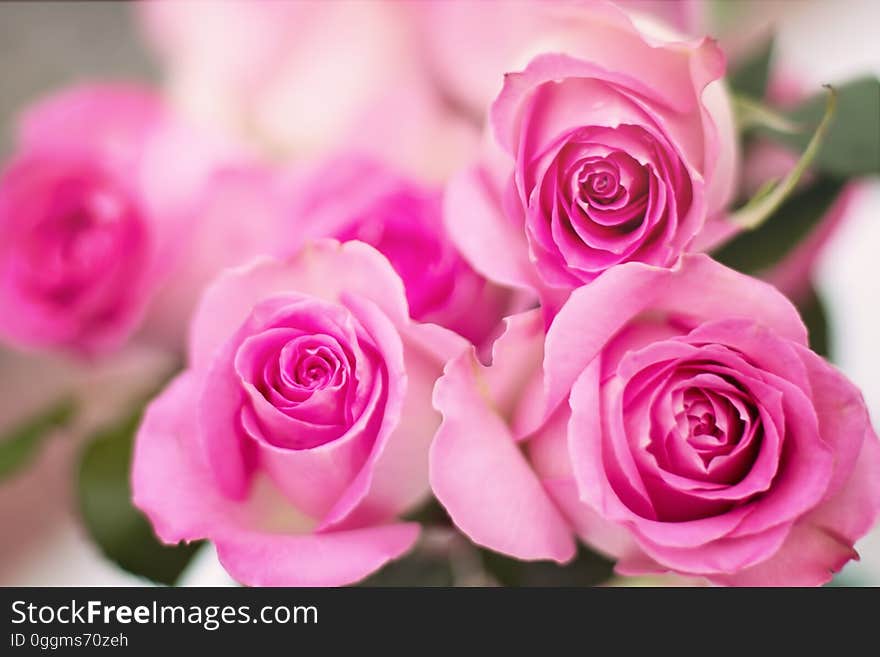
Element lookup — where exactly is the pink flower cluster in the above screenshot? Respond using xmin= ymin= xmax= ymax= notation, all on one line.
xmin=1 ymin=1 xmax=876 ymax=586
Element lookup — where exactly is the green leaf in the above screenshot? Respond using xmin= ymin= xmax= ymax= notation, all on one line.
xmin=0 ymin=397 xmax=76 ymax=481
xmin=78 ymin=406 xmax=201 ymax=585
xmin=759 ymin=77 xmax=880 ymax=177
xmin=798 ymin=285 xmax=832 ymax=358
xmin=729 ymin=37 xmax=774 ymax=98
xmin=481 ymin=544 xmax=614 ymax=587
xmin=715 ymin=177 xmax=845 ymax=274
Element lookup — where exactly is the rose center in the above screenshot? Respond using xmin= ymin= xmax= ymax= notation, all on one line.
xmin=291 ymin=349 xmax=336 ymax=390
xmin=577 ymin=163 xmax=622 ymax=206
xmin=565 ymin=150 xmax=652 ymax=237
xmin=689 ymin=411 xmax=721 ymax=439
xmin=22 ymin=182 xmax=135 ymax=302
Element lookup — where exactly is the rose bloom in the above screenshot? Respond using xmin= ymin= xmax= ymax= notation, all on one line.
xmin=0 ymin=85 xmax=212 ymax=355
xmin=431 ymin=255 xmax=880 ymax=585
xmin=285 ymin=156 xmax=512 ymax=346
xmin=133 ymin=240 xmax=466 ymax=585
xmin=445 ymin=1 xmax=737 ymax=310
xmin=0 ymin=83 xmax=290 ymax=357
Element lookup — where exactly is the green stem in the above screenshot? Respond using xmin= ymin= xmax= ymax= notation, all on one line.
xmin=731 ymin=86 xmax=838 ymax=230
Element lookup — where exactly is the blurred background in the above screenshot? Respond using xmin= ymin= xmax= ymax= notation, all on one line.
xmin=0 ymin=0 xmax=878 ymax=586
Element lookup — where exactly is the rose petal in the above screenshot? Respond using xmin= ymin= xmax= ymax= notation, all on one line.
xmin=132 ymin=372 xmax=316 ymax=544
xmin=215 ymin=523 xmax=420 ymax=587
xmin=316 ymin=293 xmax=406 ymax=529
xmin=444 ymin=163 xmax=542 ymax=294
xmin=708 ymin=521 xmax=858 ymax=587
xmin=333 ymin=323 xmax=461 ymax=528
xmin=430 ymin=349 xmax=576 ymax=562
xmin=544 ymin=254 xmax=807 ymax=417
xmin=189 ymin=241 xmax=409 ymax=369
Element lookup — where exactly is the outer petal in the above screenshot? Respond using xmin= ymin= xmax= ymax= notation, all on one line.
xmin=430 ymin=349 xmax=576 ymax=562
xmin=708 ymin=522 xmax=859 ymax=587
xmin=543 ymin=477 xmax=641 ymax=560
xmin=131 ymin=372 xmax=315 ymax=544
xmin=189 ymin=241 xmax=409 ymax=369
xmin=482 ymin=309 xmax=546 ymax=438
xmin=444 ymin=163 xmax=541 ymax=294
xmin=313 ymin=294 xmax=406 ymax=528
xmin=133 ymin=371 xmax=418 ymax=587
xmin=544 ymin=254 xmax=807 ymax=416
xmin=17 ymin=84 xmax=162 ymax=161
xmin=490 ymin=36 xmax=708 ymax=152
xmin=700 ymin=78 xmax=739 ymax=216
xmin=633 ymin=522 xmax=792 ymax=576
xmin=491 ymin=33 xmax=725 ymax=171
xmin=333 ymin=321 xmax=470 ymax=528
xmin=132 ymin=371 xmax=229 ymax=542
xmin=794 ymin=344 xmax=874 ymax=496
xmin=806 ymin=426 xmax=880 ymax=549
xmin=618 ymin=1 xmax=704 ymax=35
xmin=527 ymin=400 xmax=643 ymax=561
xmin=214 ymin=523 xmax=420 ymax=587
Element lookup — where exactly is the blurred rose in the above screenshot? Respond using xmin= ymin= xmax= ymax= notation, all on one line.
xmin=284 ymin=156 xmax=512 ymax=346
xmin=444 ymin=1 xmax=738 ymax=313
xmin=431 ymin=255 xmax=880 ymax=585
xmin=138 ymin=0 xmax=477 ymax=182
xmin=761 ymin=183 xmax=862 ymax=304
xmin=416 ymin=0 xmax=705 ymax=119
xmin=133 ymin=240 xmax=467 ymax=585
xmin=0 ymin=85 xmax=220 ymax=356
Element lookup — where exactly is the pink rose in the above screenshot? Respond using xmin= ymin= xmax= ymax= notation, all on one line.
xmin=133 ymin=240 xmax=467 ymax=585
xmin=445 ymin=1 xmax=738 ymax=310
xmin=286 ymin=156 xmax=512 ymax=346
xmin=0 ymin=85 xmax=216 ymax=356
xmin=431 ymin=255 xmax=880 ymax=585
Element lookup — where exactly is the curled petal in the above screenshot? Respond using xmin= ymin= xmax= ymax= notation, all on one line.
xmin=544 ymin=255 xmax=807 ymax=417
xmin=189 ymin=241 xmax=409 ymax=370
xmin=430 ymin=349 xmax=576 ymax=562
xmin=444 ymin=163 xmax=542 ymax=295
xmin=132 ymin=372 xmax=316 ymax=545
